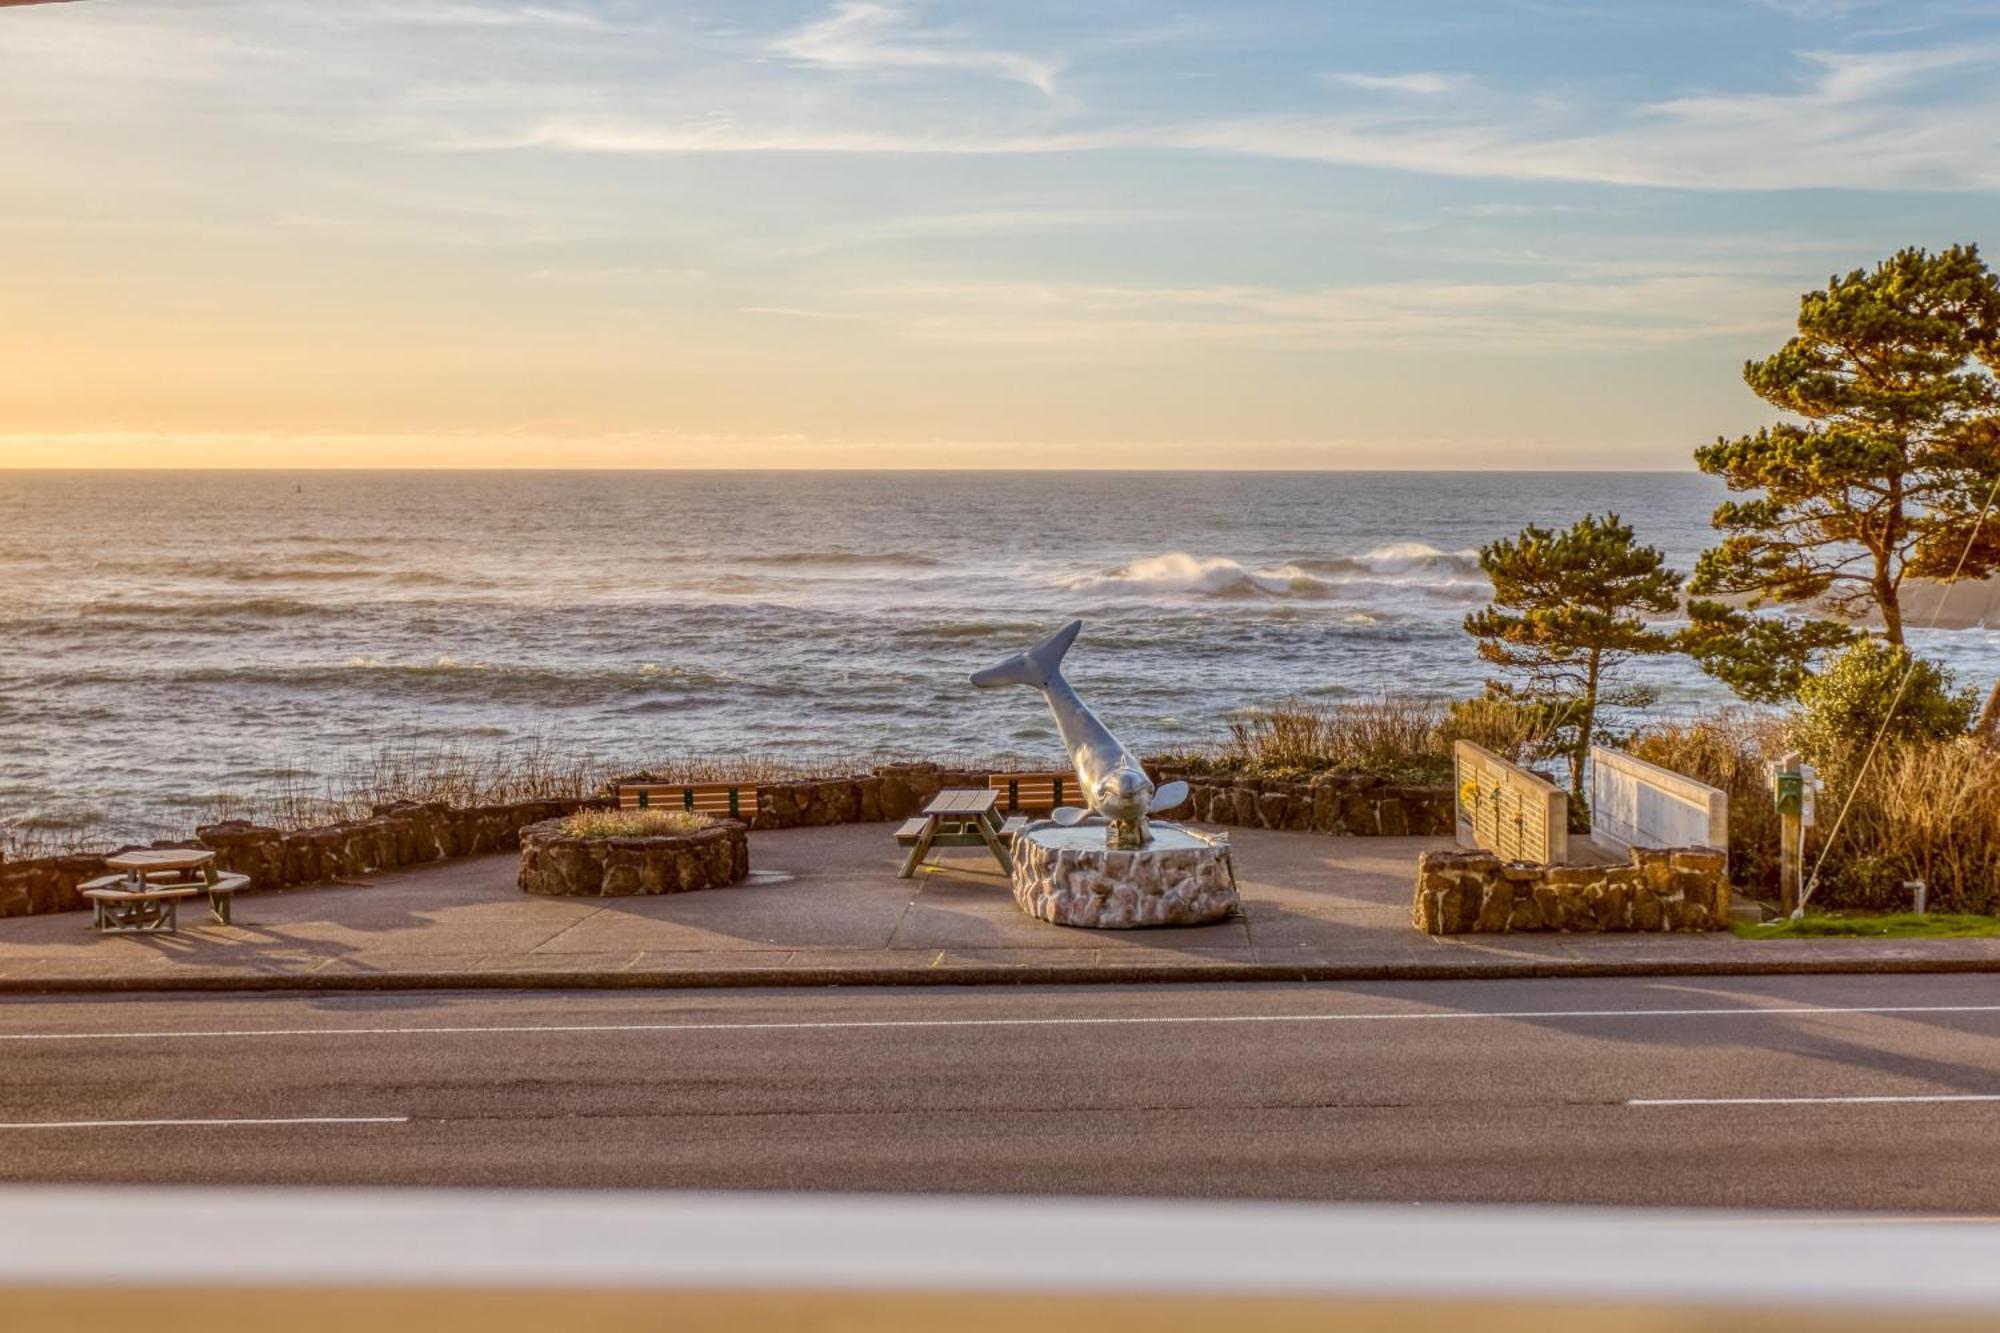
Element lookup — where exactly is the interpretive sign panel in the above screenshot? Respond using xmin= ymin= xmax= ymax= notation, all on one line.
xmin=1453 ymin=740 xmax=1567 ymax=864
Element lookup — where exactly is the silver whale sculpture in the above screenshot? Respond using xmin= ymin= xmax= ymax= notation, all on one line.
xmin=972 ymin=620 xmax=1188 ymax=847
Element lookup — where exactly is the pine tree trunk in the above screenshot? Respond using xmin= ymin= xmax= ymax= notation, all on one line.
xmin=1875 ymin=563 xmax=1904 ymax=646
xmin=1878 ymin=489 xmax=1905 ymax=647
xmin=1879 ymin=591 xmax=1904 ymax=646
xmin=1572 ymin=651 xmax=1600 ymax=803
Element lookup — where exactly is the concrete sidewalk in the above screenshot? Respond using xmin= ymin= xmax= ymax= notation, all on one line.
xmin=0 ymin=824 xmax=1994 ymax=992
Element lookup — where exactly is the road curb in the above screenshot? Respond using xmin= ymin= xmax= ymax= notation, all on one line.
xmin=5 ymin=954 xmax=2000 ymax=994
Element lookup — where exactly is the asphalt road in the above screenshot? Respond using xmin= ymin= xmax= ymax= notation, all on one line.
xmin=2 ymin=975 xmax=1997 ymax=1210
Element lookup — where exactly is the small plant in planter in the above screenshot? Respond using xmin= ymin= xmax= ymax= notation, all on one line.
xmin=520 ymin=807 xmax=747 ymax=897
xmin=558 ymin=808 xmax=716 ymax=839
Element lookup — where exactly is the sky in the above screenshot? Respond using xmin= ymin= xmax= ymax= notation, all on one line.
xmin=2 ymin=0 xmax=1997 ymax=469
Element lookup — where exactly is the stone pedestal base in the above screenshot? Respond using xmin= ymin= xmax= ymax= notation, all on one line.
xmin=518 ymin=819 xmax=749 ymax=896
xmin=1011 ymin=822 xmax=1238 ymax=928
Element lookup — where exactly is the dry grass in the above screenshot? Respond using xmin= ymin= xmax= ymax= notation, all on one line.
xmin=1812 ymin=738 xmax=2000 ymax=914
xmin=1438 ymin=695 xmax=1563 ymax=764
xmin=1230 ymin=695 xmax=1444 ymax=777
xmin=191 ymin=739 xmax=612 ymax=833
xmin=0 ymin=814 xmax=125 ymax=863
xmin=1158 ymin=694 xmax=1551 ymax=785
xmin=559 ymin=808 xmax=714 ymax=839
xmin=1160 ymin=696 xmax=1440 ymax=780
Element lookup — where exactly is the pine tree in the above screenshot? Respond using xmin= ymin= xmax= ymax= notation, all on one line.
xmin=1465 ymin=513 xmax=1682 ymax=803
xmin=1688 ymin=244 xmax=2000 ymax=698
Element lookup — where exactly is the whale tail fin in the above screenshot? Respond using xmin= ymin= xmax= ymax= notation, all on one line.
xmin=971 ymin=620 xmax=1081 ymax=690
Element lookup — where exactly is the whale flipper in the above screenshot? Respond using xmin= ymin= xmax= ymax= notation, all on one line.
xmin=971 ymin=619 xmax=1081 ymax=690
xmin=1049 ymin=806 xmax=1090 ymax=827
xmin=1147 ymin=780 xmax=1188 ymax=814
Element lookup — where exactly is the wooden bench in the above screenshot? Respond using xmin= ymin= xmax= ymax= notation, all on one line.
xmin=987 ymin=772 xmax=1075 ymax=815
xmin=617 ymin=783 xmax=760 ymax=821
xmin=81 ymin=868 xmax=253 ymax=930
xmin=893 ymin=815 xmax=1033 ymax=844
xmin=201 ymin=871 xmax=251 ymax=925
xmin=80 ymin=880 xmax=201 ymax=934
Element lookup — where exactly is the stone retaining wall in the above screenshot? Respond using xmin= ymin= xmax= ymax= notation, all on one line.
xmin=0 ymin=798 xmax=593 ymax=920
xmin=518 ymin=818 xmax=750 ymax=897
xmin=1155 ymin=772 xmax=1455 ymax=838
xmin=1412 ymin=847 xmax=1730 ymax=935
xmin=622 ymin=764 xmax=1454 ymax=839
xmin=0 ymin=762 xmax=1452 ymax=921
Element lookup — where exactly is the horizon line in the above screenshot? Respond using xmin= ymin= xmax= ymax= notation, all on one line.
xmin=0 ymin=465 xmax=1706 ymax=475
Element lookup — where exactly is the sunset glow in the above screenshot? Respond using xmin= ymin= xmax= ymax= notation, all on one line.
xmin=4 ymin=0 xmax=1998 ymax=468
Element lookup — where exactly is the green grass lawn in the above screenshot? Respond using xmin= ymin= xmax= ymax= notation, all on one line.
xmin=1733 ymin=911 xmax=2000 ymax=940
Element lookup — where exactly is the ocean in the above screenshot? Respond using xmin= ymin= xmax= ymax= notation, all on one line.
xmin=2 ymin=470 xmax=1994 ymax=840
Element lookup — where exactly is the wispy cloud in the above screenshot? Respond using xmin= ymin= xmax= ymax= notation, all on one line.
xmin=1322 ymin=71 xmax=1469 ymax=95
xmin=770 ymin=1 xmax=1059 ymax=97
xmin=1444 ymin=202 xmax=1586 ymax=218
xmin=385 ymin=3 xmax=615 ymax=30
xmin=483 ymin=39 xmax=2000 ymax=191
xmin=808 ymin=271 xmax=1800 ymax=353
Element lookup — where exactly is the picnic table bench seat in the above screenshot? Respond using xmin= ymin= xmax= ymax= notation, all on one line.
xmin=896 ymin=814 xmax=1033 ymax=846
xmin=617 ymin=782 xmax=759 ymax=820
xmin=79 ymin=868 xmax=253 ymax=931
xmin=201 ymin=871 xmax=251 ymax=925
xmin=79 ymin=880 xmax=202 ymax=934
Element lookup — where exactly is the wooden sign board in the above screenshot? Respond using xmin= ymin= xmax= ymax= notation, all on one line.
xmin=1453 ymin=740 xmax=1568 ymax=864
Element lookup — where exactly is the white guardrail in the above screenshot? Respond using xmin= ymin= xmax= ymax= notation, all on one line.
xmin=1453 ymin=739 xmax=1567 ymax=863
xmin=3 ymin=1188 xmax=2000 ymax=1330
xmin=1589 ymin=744 xmax=1728 ymax=859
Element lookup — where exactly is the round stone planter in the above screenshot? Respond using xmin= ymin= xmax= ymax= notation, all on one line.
xmin=517 ymin=817 xmax=749 ymax=897
xmin=1011 ymin=822 xmax=1238 ymax=928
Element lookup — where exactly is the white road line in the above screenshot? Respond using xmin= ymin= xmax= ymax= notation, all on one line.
xmin=0 ymin=1116 xmax=409 ymax=1130
xmin=0 ymin=1002 xmax=1997 ymax=1043
xmin=1629 ymin=1094 xmax=2000 ymax=1108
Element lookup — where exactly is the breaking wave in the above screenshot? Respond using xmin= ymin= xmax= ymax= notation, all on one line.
xmin=1061 ymin=553 xmax=1331 ymax=599
xmin=1287 ymin=542 xmax=1484 ymax=583
xmin=1060 ymin=544 xmax=1485 ymax=600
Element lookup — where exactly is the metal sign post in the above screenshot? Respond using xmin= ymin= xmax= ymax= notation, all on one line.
xmin=1768 ymin=753 xmax=1817 ymax=917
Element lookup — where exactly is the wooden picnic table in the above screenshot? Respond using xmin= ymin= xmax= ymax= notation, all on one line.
xmin=87 ymin=848 xmax=249 ymax=930
xmin=896 ymin=789 xmax=1018 ymax=878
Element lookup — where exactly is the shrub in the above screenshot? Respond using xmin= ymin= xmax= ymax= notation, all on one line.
xmin=1159 ymin=692 xmax=1571 ymax=787
xmin=1439 ymin=695 xmax=1563 ymax=765
xmin=1793 ymin=640 xmax=1975 ymax=778
xmin=1183 ymin=694 xmax=1454 ymax=783
xmin=558 ymin=808 xmax=715 ymax=839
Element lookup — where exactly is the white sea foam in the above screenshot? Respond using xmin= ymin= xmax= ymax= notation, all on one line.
xmin=1060 ymin=553 xmax=1326 ymax=599
xmin=1061 ymin=544 xmax=1486 ymax=600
